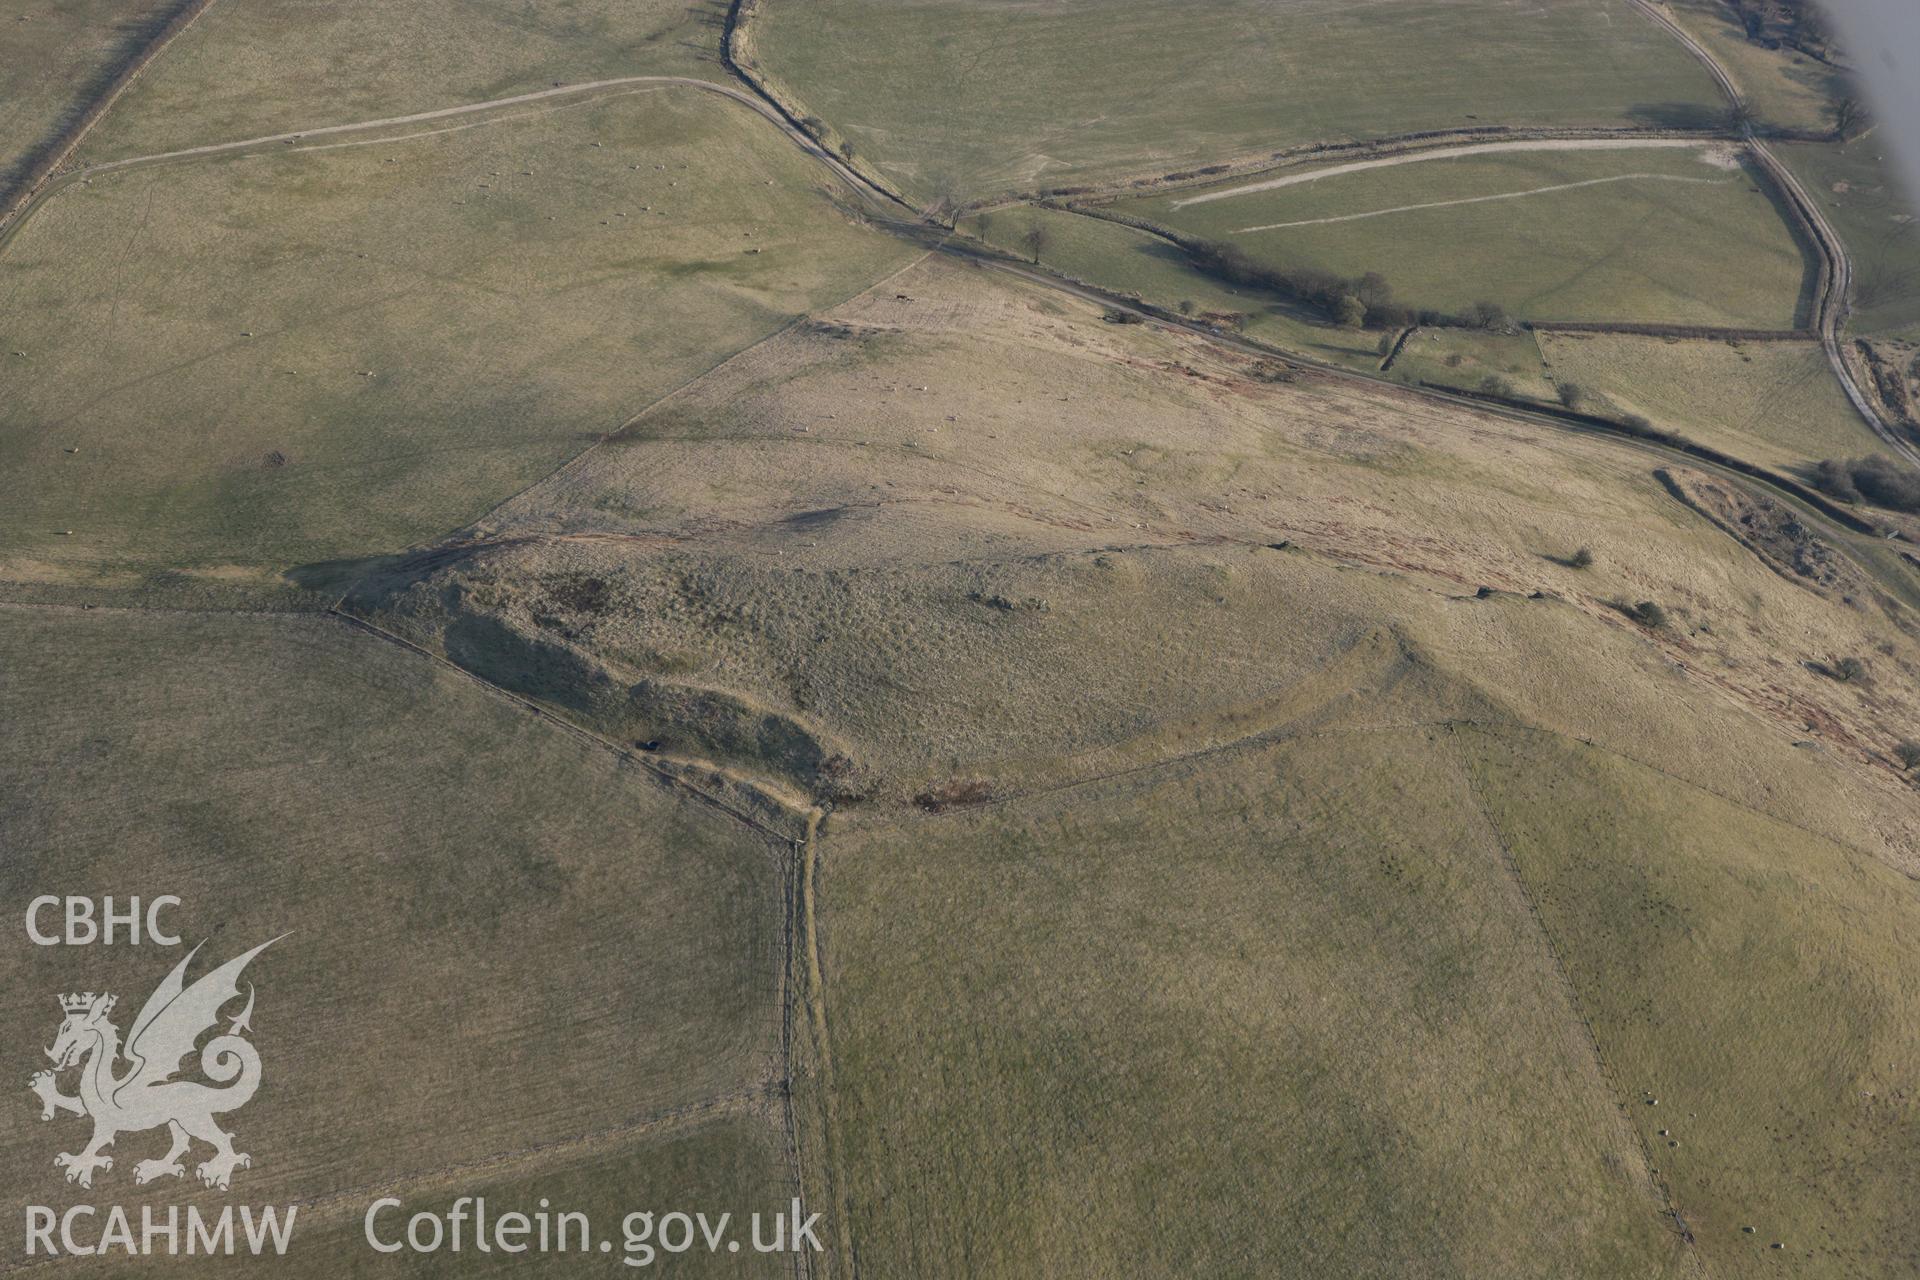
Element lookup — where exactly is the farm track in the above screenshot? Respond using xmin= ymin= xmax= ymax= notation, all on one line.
xmin=1171 ymin=137 xmax=1731 ymax=210
xmin=8 ymin=18 xmax=1908 ymax=748
xmin=1231 ymin=170 xmax=1735 ymax=233
xmin=11 ymin=73 xmax=882 ymax=210
xmin=6 ymin=12 xmax=1893 ymax=556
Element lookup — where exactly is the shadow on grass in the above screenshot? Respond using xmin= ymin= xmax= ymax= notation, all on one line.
xmin=1625 ymin=101 xmax=1728 ymax=131
xmin=283 ymin=553 xmax=414 ymax=596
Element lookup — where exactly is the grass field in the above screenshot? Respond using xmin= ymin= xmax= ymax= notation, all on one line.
xmin=210 ymin=1112 xmax=793 ymax=1276
xmin=6 ymin=237 xmax=1917 ymax=1278
xmin=0 ymin=89 xmax=913 ymax=601
xmin=1123 ymin=145 xmax=1812 ymax=327
xmin=1777 ymin=139 xmax=1920 ymax=341
xmin=0 ymin=0 xmax=174 ymax=198
xmin=1536 ymin=332 xmax=1890 ymax=472
xmin=747 ymin=0 xmax=1723 ymax=203
xmin=0 ymin=604 xmax=788 ymax=1272
xmin=1664 ymin=0 xmax=1841 ymax=135
xmin=74 ymin=0 xmax=735 ymax=165
xmin=1465 ymin=728 xmax=1920 ymax=1276
xmin=7 ymin=5 xmax=1920 ymax=1275
xmin=1386 ymin=327 xmax=1558 ymax=400
xmin=803 ymin=716 xmax=1686 ymax=1278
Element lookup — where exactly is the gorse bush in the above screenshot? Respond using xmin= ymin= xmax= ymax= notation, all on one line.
xmin=1615 ymin=600 xmax=1668 ymax=628
xmin=1813 ymin=456 xmax=1920 ymax=513
xmin=1829 ymin=656 xmax=1868 ymax=683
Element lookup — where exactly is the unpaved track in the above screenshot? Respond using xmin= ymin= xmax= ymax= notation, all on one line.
xmin=1234 ymin=171 xmax=1732 ymax=233
xmin=61 ymin=75 xmax=879 ymax=198
xmin=1172 ymin=137 xmax=1723 ymax=209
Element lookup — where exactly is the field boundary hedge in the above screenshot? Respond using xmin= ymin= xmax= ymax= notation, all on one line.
xmin=1533 ymin=322 xmax=1814 ymax=340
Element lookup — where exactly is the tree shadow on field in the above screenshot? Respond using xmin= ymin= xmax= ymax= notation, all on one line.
xmin=679 ymin=0 xmax=733 ymax=71
xmin=1626 ymin=101 xmax=1729 ymax=131
xmin=283 ymin=553 xmax=412 ymax=596
xmin=443 ymin=613 xmax=614 ymax=715
xmin=1131 ymin=238 xmax=1367 ymax=357
xmin=1736 ymin=152 xmax=1824 ymax=330
xmin=1135 ymin=237 xmax=1324 ymax=321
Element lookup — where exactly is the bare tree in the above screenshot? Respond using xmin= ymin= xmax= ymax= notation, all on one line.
xmin=1834 ymin=93 xmax=1869 ymax=140
xmin=1022 ymin=220 xmax=1051 ymax=265
xmin=926 ymin=173 xmax=964 ymax=228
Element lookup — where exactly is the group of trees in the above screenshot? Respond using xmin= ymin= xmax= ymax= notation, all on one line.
xmin=1177 ymin=239 xmax=1518 ymax=333
xmin=1728 ymin=0 xmax=1834 ymax=58
xmin=1813 ymin=455 xmax=1920 ymax=513
xmin=1180 ymin=239 xmax=1414 ymax=329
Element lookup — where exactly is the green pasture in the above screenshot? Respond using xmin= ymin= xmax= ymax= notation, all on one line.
xmin=1126 ymin=144 xmax=1811 ymax=327
xmin=0 ymin=89 xmax=911 ymax=599
xmin=76 ymin=0 xmax=734 ymax=165
xmin=1535 ymin=331 xmax=1888 ymax=472
xmin=0 ymin=605 xmax=787 ymax=1271
xmin=750 ymin=0 xmax=1722 ymax=203
xmin=1777 ymin=139 xmax=1920 ymax=340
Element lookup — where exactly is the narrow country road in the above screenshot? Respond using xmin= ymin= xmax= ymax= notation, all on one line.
xmin=1626 ymin=0 xmax=1920 ymax=467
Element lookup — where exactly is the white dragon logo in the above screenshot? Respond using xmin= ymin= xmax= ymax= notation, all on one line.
xmin=27 ymin=938 xmax=281 ymax=1191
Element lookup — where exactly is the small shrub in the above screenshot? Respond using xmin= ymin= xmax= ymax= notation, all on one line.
xmin=1477 ymin=374 xmax=1515 ymax=398
xmin=1617 ymin=600 xmax=1668 ymax=628
xmin=1463 ymin=299 xmax=1514 ymax=331
xmin=1895 ymin=740 xmax=1920 ymax=771
xmin=1831 ymin=655 xmax=1869 ymax=683
xmin=913 ymin=777 xmax=996 ymax=812
xmin=1557 ymin=382 xmax=1587 ymax=410
xmin=1177 ymin=299 xmax=1195 ymax=316
xmin=1569 ymin=546 xmax=1594 ymax=569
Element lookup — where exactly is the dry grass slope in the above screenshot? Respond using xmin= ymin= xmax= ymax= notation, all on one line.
xmin=335 ymin=258 xmax=1920 ymax=1275
xmin=0 ymin=0 xmax=177 ymax=200
xmin=806 ymin=708 xmax=1690 ymax=1278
